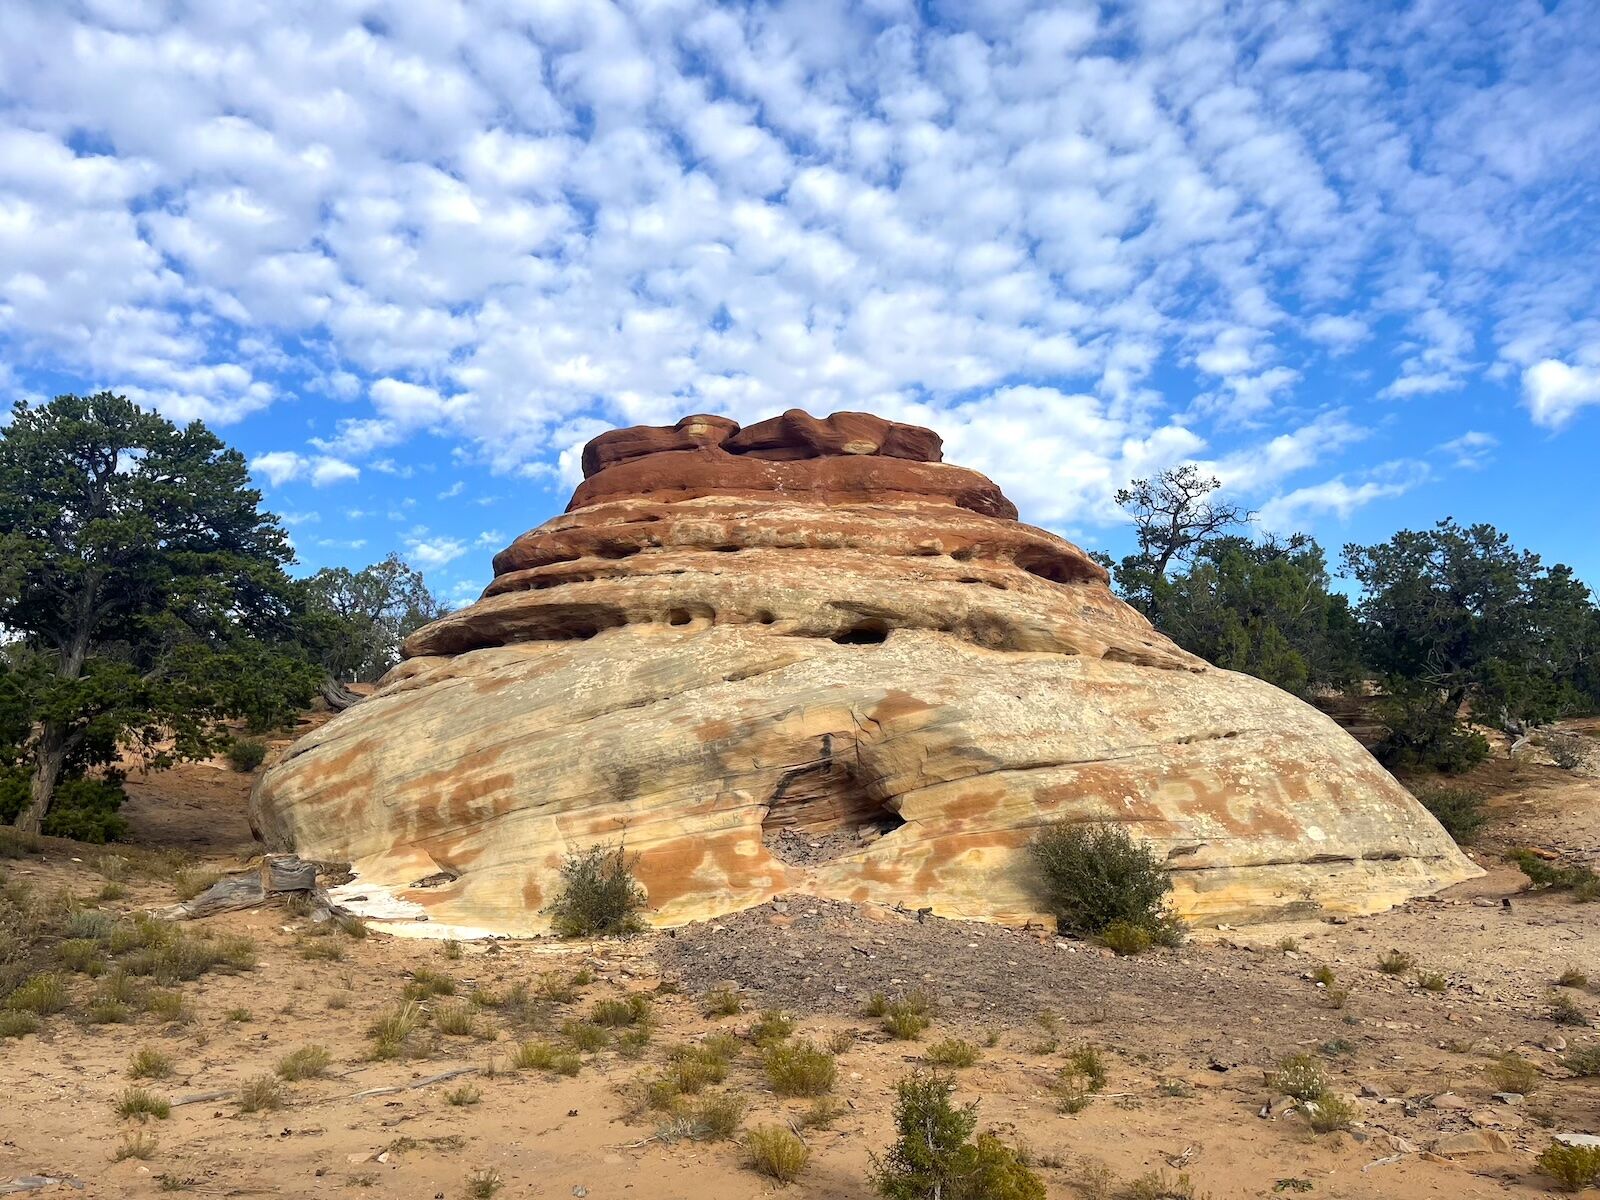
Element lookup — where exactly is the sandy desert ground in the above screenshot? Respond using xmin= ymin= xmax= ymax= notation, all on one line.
xmin=1 ymin=715 xmax=1598 ymax=1199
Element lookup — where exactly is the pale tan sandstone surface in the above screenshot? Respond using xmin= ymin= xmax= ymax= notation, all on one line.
xmin=249 ymin=411 xmax=1478 ymax=935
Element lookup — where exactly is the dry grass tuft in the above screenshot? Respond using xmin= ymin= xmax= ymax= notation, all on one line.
xmin=745 ymin=1125 xmax=808 ymax=1184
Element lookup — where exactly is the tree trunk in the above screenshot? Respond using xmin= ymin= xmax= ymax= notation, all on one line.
xmin=15 ymin=722 xmax=67 ymax=836
xmin=319 ymin=676 xmax=362 ymax=712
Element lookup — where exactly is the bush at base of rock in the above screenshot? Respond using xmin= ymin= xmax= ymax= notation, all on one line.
xmin=1412 ymin=784 xmax=1487 ymax=844
xmin=542 ymin=844 xmax=648 ymax=938
xmin=1029 ymin=822 xmax=1184 ymax=949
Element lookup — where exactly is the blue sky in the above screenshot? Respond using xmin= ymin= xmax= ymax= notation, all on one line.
xmin=2 ymin=0 xmax=1598 ymax=607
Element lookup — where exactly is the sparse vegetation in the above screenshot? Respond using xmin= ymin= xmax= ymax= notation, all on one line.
xmin=0 ymin=1010 xmax=40 ymax=1038
xmin=1029 ymin=822 xmax=1184 ymax=948
xmin=1303 ymin=1091 xmax=1357 ymax=1133
xmin=5 ymin=972 xmax=68 ymax=1015
xmin=870 ymin=1070 xmax=1044 ymax=1199
xmin=404 ymin=967 xmax=455 ymax=999
xmin=129 ymin=1047 xmax=174 ymax=1079
xmin=113 ymin=1131 xmax=159 ymax=1161
xmin=883 ymin=1003 xmax=932 ymax=1040
xmin=1539 ymin=1139 xmax=1600 ymax=1191
xmin=226 ymin=738 xmax=268 ymax=773
xmin=368 ymin=1001 xmax=425 ymax=1060
xmin=924 ymin=1037 xmax=980 ymax=1068
xmin=465 ymin=1167 xmax=504 ymax=1199
xmin=1413 ymin=784 xmax=1489 ymax=843
xmin=749 ymin=1008 xmax=795 ymax=1044
xmin=704 ymin=986 xmax=743 ymax=1017
xmin=1486 ymin=1052 xmax=1539 ymax=1094
xmin=1563 ymin=1043 xmax=1600 ymax=1076
xmin=237 ymin=1075 xmax=285 ymax=1113
xmin=543 ymin=843 xmax=648 ymax=938
xmin=1269 ymin=1054 xmax=1327 ymax=1102
xmin=1099 ymin=919 xmax=1155 ymax=956
xmin=1377 ymin=949 xmax=1413 ymax=975
xmin=535 ymin=970 xmax=578 ymax=1003
xmin=1550 ymin=991 xmax=1590 ymax=1026
xmin=1066 ymin=1046 xmax=1108 ymax=1091
xmin=1547 ymin=732 xmax=1594 ymax=773
xmin=446 ymin=1083 xmax=482 ymax=1106
xmin=276 ymin=1045 xmax=332 ymax=1081
xmin=436 ymin=1000 xmax=489 ymax=1038
xmin=745 ymin=1125 xmax=809 ymax=1184
xmin=1123 ymin=1169 xmax=1199 ymax=1200
xmin=1558 ymin=966 xmax=1589 ymax=988
xmin=763 ymin=1038 xmax=837 ymax=1097
xmin=1507 ymin=850 xmax=1600 ymax=901
xmin=590 ymin=993 xmax=651 ymax=1027
xmin=1051 ymin=1068 xmax=1094 ymax=1114
xmin=1415 ymin=970 xmax=1448 ymax=992
xmin=686 ymin=1092 xmax=744 ymax=1140
xmin=116 ymin=1087 xmax=171 ymax=1120
xmin=512 ymin=1039 xmax=582 ymax=1075
xmin=561 ymin=1019 xmax=611 ymax=1052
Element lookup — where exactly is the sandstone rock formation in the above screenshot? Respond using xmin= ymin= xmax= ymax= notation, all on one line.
xmin=250 ymin=409 xmax=1480 ymax=937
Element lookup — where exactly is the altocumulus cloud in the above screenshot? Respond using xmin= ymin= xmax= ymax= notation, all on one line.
xmin=0 ymin=0 xmax=1597 ymax=541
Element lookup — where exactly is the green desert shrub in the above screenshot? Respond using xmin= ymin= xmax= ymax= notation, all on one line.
xmin=226 ymin=739 xmax=268 ymax=773
xmin=1377 ymin=950 xmax=1413 ymax=975
xmin=1539 ymin=1140 xmax=1600 ymax=1192
xmin=5 ymin=972 xmax=68 ymax=1015
xmin=276 ymin=1045 xmax=332 ymax=1080
xmin=368 ymin=1002 xmax=425 ymax=1060
xmin=115 ymin=1087 xmax=171 ymax=1120
xmin=0 ymin=1010 xmax=40 ymax=1039
xmin=543 ymin=844 xmax=648 ymax=938
xmin=745 ymin=1125 xmax=809 ymax=1184
xmin=1303 ymin=1091 xmax=1357 ymax=1133
xmin=748 ymin=1008 xmax=795 ymax=1045
xmin=1099 ymin=920 xmax=1153 ymax=956
xmin=1413 ymin=784 xmax=1488 ymax=844
xmin=561 ymin=1019 xmax=611 ymax=1051
xmin=924 ymin=1038 xmax=980 ymax=1068
xmin=763 ymin=1038 xmax=837 ymax=1097
xmin=236 ymin=1075 xmax=285 ymax=1113
xmin=870 ymin=1070 xmax=1043 ymax=1200
xmin=883 ymin=1003 xmax=932 ymax=1041
xmin=512 ymin=1039 xmax=581 ymax=1075
xmin=403 ymin=968 xmax=455 ymax=999
xmin=1486 ymin=1052 xmax=1540 ymax=1094
xmin=590 ymin=993 xmax=651 ymax=1027
xmin=1269 ymin=1053 xmax=1327 ymax=1101
xmin=1028 ymin=822 xmax=1183 ymax=947
xmin=1564 ymin=1043 xmax=1600 ymax=1077
xmin=128 ymin=1048 xmax=174 ymax=1079
xmin=1508 ymin=850 xmax=1600 ymax=901
xmin=684 ymin=1092 xmax=744 ymax=1141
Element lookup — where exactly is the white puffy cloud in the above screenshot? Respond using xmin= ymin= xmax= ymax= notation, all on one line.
xmin=1257 ymin=463 xmax=1430 ymax=532
xmin=405 ymin=534 xmax=468 ymax=570
xmin=1523 ymin=358 xmax=1600 ymax=429
xmin=1437 ymin=430 xmax=1497 ymax=470
xmin=250 ymin=450 xmax=359 ymax=488
xmin=1 ymin=0 xmax=1595 ymax=555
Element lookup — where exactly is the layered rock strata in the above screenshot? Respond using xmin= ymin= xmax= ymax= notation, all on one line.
xmin=250 ymin=410 xmax=1480 ymax=936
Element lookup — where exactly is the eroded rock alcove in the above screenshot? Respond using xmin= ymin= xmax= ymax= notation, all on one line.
xmin=249 ymin=409 xmax=1480 ymax=936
